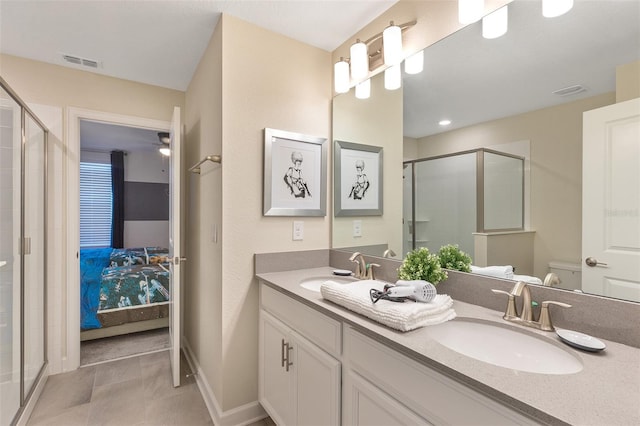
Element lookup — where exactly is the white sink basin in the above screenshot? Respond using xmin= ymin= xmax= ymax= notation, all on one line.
xmin=299 ymin=275 xmax=356 ymax=292
xmin=425 ymin=319 xmax=583 ymax=375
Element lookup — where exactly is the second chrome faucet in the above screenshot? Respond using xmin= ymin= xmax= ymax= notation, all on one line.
xmin=492 ymin=281 xmax=571 ymax=331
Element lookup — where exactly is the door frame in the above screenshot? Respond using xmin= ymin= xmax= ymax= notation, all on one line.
xmin=65 ymin=107 xmax=170 ymax=371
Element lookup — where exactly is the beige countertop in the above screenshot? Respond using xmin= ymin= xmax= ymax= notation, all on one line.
xmin=257 ymin=266 xmax=640 ymax=426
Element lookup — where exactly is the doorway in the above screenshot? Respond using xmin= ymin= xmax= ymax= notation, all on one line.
xmin=78 ymin=119 xmax=172 ymax=365
xmin=66 ymin=108 xmax=173 ymax=371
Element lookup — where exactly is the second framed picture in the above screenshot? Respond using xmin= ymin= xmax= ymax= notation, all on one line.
xmin=334 ymin=140 xmax=383 ymax=217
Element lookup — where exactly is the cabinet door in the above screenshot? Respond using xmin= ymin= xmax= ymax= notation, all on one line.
xmin=292 ymin=331 xmax=341 ymax=426
xmin=343 ymin=371 xmax=431 ymax=426
xmin=259 ymin=312 xmax=294 ymax=426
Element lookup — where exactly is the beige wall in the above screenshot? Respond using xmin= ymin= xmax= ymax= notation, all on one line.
xmin=184 ymin=16 xmax=224 ymax=404
xmin=616 ymin=60 xmax=640 ymax=102
xmin=415 ymin=93 xmax=615 ymax=278
xmin=332 ymin=73 xmax=403 ymax=256
xmin=184 ymin=14 xmax=331 ymax=412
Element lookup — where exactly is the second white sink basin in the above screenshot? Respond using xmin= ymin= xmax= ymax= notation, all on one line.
xmin=299 ymin=275 xmax=356 ymax=292
xmin=425 ymin=319 xmax=583 ymax=375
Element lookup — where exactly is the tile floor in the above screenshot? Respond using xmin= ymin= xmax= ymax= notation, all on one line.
xmin=27 ymin=350 xmax=213 ymax=426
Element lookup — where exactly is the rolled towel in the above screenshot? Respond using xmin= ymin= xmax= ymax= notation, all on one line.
xmin=470 ymin=265 xmax=514 ymax=279
xmin=512 ymin=274 xmax=543 ymax=285
xmin=320 ymin=279 xmax=456 ymax=332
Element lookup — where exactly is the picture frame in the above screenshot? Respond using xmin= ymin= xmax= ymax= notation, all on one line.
xmin=263 ymin=128 xmax=327 ymax=216
xmin=334 ymin=140 xmax=383 ymax=216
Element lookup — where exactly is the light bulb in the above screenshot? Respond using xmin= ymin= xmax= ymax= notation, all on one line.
xmin=159 ymin=147 xmax=171 ymax=156
xmin=384 ymin=64 xmax=401 ymax=90
xmin=334 ymin=58 xmax=350 ymax=93
xmin=458 ymin=0 xmax=485 ymax=25
xmin=350 ymin=39 xmax=368 ymax=80
xmin=355 ymin=79 xmax=371 ymax=99
xmin=383 ymin=22 xmax=403 ymax=66
xmin=542 ymin=0 xmax=573 ymax=18
xmin=404 ymin=50 xmax=424 ymax=74
xmin=482 ymin=5 xmax=508 ymax=39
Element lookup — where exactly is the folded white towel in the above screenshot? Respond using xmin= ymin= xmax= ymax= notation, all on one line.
xmin=320 ymin=280 xmax=456 ymax=332
xmin=512 ymin=274 xmax=543 ymax=285
xmin=470 ymin=265 xmax=514 ymax=279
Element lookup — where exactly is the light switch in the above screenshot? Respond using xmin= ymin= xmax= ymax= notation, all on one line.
xmin=353 ymin=220 xmax=362 ymax=237
xmin=293 ymin=221 xmax=304 ymax=241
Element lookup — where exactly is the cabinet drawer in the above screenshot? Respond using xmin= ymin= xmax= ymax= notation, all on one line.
xmin=260 ymin=282 xmax=342 ymax=357
xmin=344 ymin=326 xmax=537 ymax=425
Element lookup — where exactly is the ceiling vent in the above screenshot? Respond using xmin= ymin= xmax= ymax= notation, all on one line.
xmin=552 ymin=84 xmax=586 ymax=97
xmin=62 ymin=54 xmax=100 ymax=69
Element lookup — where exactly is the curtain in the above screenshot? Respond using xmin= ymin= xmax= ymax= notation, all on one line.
xmin=111 ymin=151 xmax=125 ymax=248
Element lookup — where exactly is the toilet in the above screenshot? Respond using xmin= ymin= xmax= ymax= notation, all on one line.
xmin=548 ymin=261 xmax=582 ymax=291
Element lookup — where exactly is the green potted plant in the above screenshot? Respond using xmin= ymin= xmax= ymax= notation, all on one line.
xmin=437 ymin=244 xmax=472 ymax=273
xmin=397 ymin=247 xmax=447 ymax=285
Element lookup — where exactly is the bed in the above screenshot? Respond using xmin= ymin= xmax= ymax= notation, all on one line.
xmin=80 ymin=247 xmax=171 ymax=341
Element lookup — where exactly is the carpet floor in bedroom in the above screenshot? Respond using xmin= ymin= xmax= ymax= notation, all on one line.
xmin=81 ymin=327 xmax=170 ymax=365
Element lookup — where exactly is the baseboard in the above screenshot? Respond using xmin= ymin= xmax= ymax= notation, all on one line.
xmin=182 ymin=339 xmax=268 ymax=426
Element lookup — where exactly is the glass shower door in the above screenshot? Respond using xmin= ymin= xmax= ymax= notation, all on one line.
xmin=0 ymin=86 xmax=22 ymax=426
xmin=23 ymin=112 xmax=46 ymax=399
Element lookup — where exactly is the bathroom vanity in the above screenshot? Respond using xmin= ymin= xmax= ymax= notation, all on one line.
xmin=256 ymin=262 xmax=640 ymax=425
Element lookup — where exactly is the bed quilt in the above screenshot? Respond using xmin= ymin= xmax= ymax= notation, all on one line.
xmin=99 ymin=263 xmax=170 ymax=311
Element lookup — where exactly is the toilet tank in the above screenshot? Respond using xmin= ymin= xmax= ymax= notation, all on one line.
xmin=548 ymin=261 xmax=582 ymax=291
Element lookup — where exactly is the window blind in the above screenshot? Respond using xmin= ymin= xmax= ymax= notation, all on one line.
xmin=80 ymin=162 xmax=112 ymax=247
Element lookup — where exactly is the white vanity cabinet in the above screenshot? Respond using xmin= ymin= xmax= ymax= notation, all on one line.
xmin=259 ymin=283 xmax=341 ymax=426
xmin=259 ymin=281 xmax=538 ymax=426
xmin=343 ymin=326 xmax=537 ymax=426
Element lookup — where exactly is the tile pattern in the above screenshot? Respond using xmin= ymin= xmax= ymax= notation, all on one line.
xmin=27 ymin=350 xmax=212 ymax=426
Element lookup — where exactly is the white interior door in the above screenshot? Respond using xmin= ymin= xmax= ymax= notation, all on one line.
xmin=582 ymin=98 xmax=640 ymax=301
xmin=169 ymin=106 xmax=182 ymax=387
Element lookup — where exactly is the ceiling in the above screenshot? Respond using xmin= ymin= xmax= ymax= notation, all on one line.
xmin=0 ymin=0 xmax=397 ymax=91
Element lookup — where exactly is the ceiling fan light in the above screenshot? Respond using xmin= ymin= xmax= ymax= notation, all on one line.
xmin=334 ymin=58 xmax=350 ymax=93
xmin=384 ymin=64 xmax=401 ymax=90
xmin=350 ymin=39 xmax=368 ymax=80
xmin=482 ymin=5 xmax=508 ymax=39
xmin=404 ymin=50 xmax=424 ymax=74
xmin=159 ymin=147 xmax=171 ymax=156
xmin=383 ymin=22 xmax=403 ymax=66
xmin=542 ymin=0 xmax=573 ymax=18
xmin=459 ymin=0 xmax=485 ymax=25
xmin=355 ymin=79 xmax=371 ymax=99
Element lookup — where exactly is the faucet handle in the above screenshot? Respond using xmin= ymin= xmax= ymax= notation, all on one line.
xmin=538 ymin=300 xmax=572 ymax=331
xmin=491 ymin=289 xmax=518 ymax=319
xmin=366 ymin=263 xmax=380 ymax=280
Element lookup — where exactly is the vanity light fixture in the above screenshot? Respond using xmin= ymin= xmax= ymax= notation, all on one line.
xmin=383 ymin=21 xmax=403 ymax=66
xmin=404 ymin=50 xmax=424 ymax=75
xmin=355 ymin=79 xmax=371 ymax=99
xmin=542 ymin=0 xmax=574 ymax=18
xmin=482 ymin=5 xmax=508 ymax=39
xmin=350 ymin=39 xmax=368 ymax=80
xmin=439 ymin=119 xmax=452 ymax=126
xmin=384 ymin=64 xmax=402 ymax=90
xmin=159 ymin=147 xmax=171 ymax=156
xmin=334 ymin=57 xmax=350 ymax=93
xmin=458 ymin=0 xmax=485 ymax=25
xmin=333 ymin=20 xmax=417 ymax=97
xmin=157 ymin=132 xmax=171 ymax=156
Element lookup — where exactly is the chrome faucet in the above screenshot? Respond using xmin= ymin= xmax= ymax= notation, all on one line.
xmin=349 ymin=252 xmax=367 ymax=279
xmin=492 ymin=281 xmax=571 ymax=331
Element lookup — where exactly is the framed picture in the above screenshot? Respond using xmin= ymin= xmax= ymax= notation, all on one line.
xmin=334 ymin=140 xmax=383 ymax=216
xmin=263 ymin=128 xmax=327 ymax=216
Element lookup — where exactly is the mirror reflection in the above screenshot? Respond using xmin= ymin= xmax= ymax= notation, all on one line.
xmin=332 ymin=0 xmax=640 ymax=302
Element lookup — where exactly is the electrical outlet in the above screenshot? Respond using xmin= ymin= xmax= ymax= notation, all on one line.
xmin=293 ymin=221 xmax=304 ymax=241
xmin=353 ymin=220 xmax=362 ymax=237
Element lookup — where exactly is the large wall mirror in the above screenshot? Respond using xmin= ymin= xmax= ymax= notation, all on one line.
xmin=332 ymin=0 xmax=640 ymax=302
